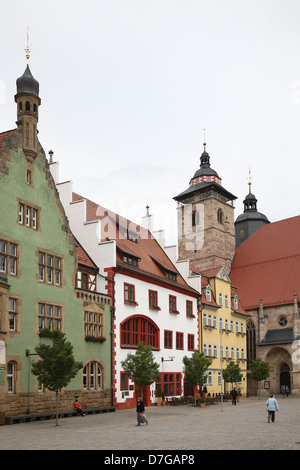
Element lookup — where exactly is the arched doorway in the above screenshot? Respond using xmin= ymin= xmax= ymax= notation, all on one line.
xmin=280 ymin=363 xmax=290 ymax=393
xmin=264 ymin=347 xmax=292 ymax=395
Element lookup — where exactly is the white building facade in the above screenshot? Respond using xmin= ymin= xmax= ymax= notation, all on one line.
xmin=50 ymin=164 xmax=199 ymax=408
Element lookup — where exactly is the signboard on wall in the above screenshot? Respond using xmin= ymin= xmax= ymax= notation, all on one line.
xmin=0 ymin=340 xmax=6 ymax=364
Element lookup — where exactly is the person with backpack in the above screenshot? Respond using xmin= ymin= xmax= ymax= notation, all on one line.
xmin=136 ymin=397 xmax=148 ymax=426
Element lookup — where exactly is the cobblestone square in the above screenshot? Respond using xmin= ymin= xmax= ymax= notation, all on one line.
xmin=1 ymin=396 xmax=300 ymax=451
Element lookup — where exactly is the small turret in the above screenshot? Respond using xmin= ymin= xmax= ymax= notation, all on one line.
xmin=14 ymin=32 xmax=40 ymax=162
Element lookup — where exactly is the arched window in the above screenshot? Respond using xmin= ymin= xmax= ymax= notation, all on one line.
xmin=25 ymin=101 xmax=30 ymax=111
xmin=247 ymin=320 xmax=256 ymax=370
xmin=83 ymin=361 xmax=103 ymax=390
xmin=217 ymin=208 xmax=224 ymax=224
xmin=120 ymin=315 xmax=159 ymax=349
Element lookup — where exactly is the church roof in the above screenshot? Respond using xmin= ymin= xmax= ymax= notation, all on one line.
xmin=230 ymin=216 xmax=300 ymax=309
xmin=258 ymin=328 xmax=298 ymax=346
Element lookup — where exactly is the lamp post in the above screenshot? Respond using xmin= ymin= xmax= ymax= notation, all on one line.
xmin=220 ymin=326 xmax=224 ymax=412
xmin=26 ymin=349 xmax=38 ymax=414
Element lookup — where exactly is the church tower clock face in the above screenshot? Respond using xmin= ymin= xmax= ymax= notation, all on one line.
xmin=173 ymin=142 xmax=236 ymax=272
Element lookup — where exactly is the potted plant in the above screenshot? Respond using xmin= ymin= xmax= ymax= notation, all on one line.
xmin=237 ymin=387 xmax=242 ymax=402
xmin=199 ymin=396 xmax=206 ymax=408
xmin=161 ymin=391 xmax=166 ymax=406
xmin=156 ymin=388 xmax=163 ymax=406
xmin=202 ymin=386 xmax=208 ymax=398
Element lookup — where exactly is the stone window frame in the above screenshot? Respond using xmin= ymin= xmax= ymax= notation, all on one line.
xmin=84 ymin=307 xmax=105 ymax=340
xmin=37 ymin=250 xmax=63 ymax=288
xmin=8 ymin=296 xmax=20 ymax=333
xmin=82 ymin=360 xmax=104 ymax=391
xmin=37 ymin=301 xmax=64 ymax=333
xmin=0 ymin=237 xmax=19 ymax=278
xmin=17 ymin=198 xmax=41 ymax=232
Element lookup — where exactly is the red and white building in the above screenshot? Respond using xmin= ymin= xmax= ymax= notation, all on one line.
xmin=50 ymin=165 xmax=200 ymax=408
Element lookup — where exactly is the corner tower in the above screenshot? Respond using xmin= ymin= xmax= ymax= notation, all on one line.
xmin=14 ymin=42 xmax=40 ymax=162
xmin=174 ymin=141 xmax=237 ymax=272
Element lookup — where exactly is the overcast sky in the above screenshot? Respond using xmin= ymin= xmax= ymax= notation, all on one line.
xmin=2 ymin=0 xmax=300 ymax=245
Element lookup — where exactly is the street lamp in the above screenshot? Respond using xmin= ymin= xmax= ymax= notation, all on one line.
xmin=220 ymin=327 xmax=224 ymax=412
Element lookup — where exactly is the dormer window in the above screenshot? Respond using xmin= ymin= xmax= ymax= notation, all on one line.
xmin=123 ymin=255 xmax=139 ymax=267
xmin=165 ymin=270 xmax=177 ymax=281
xmin=233 ymin=295 xmax=239 ymax=310
xmin=123 ymin=228 xmax=139 ymax=243
xmin=205 ymin=286 xmax=211 ymax=302
xmin=150 ymin=256 xmax=178 ymax=282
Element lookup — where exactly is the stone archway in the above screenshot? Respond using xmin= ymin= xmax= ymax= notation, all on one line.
xmin=264 ymin=347 xmax=292 ymax=395
xmin=280 ymin=363 xmax=291 ymax=393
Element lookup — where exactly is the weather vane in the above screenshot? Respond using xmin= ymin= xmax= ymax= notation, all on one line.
xmin=248 ymin=166 xmax=252 ymax=189
xmin=25 ymin=27 xmax=30 ymax=64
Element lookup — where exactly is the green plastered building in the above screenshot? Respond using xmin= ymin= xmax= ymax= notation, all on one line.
xmin=0 ymin=62 xmax=112 ymax=419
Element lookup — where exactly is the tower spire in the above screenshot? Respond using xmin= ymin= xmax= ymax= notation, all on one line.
xmin=25 ymin=27 xmax=30 ymax=64
xmin=248 ymin=166 xmax=252 ymax=193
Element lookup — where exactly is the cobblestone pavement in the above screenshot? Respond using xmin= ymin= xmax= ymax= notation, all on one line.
xmin=1 ymin=396 xmax=300 ymax=451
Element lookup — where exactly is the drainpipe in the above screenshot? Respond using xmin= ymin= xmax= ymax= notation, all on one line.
xmin=197 ymin=297 xmax=203 ymax=352
xmin=105 ymin=266 xmax=123 ymax=408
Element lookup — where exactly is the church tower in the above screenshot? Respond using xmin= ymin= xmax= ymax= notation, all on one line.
xmin=174 ymin=141 xmax=237 ymax=272
xmin=14 ymin=37 xmax=40 ymax=162
xmin=235 ymin=172 xmax=270 ymax=246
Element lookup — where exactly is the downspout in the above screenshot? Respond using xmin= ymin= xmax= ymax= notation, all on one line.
xmin=198 ymin=297 xmax=203 ymax=352
xmin=105 ymin=266 xmax=123 ymax=408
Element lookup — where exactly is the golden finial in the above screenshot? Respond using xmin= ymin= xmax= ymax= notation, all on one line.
xmin=203 ymin=128 xmax=206 ymax=150
xmin=25 ymin=27 xmax=30 ymax=64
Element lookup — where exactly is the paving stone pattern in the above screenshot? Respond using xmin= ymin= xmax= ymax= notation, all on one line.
xmin=1 ymin=396 xmax=300 ymax=451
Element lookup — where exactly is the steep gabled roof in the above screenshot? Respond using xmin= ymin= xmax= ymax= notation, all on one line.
xmin=230 ymin=216 xmax=300 ymax=309
xmin=0 ymin=129 xmax=16 ymax=151
xmin=76 ymin=240 xmax=98 ymax=271
xmin=72 ymin=192 xmax=199 ymax=297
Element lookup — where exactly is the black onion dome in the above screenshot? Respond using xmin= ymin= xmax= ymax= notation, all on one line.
xmin=191 ymin=148 xmax=220 ymax=180
xmin=16 ymin=65 xmax=39 ymax=96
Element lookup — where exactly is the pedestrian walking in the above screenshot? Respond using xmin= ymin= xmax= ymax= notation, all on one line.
xmin=266 ymin=394 xmax=279 ymax=423
xmin=136 ymin=397 xmax=148 ymax=426
xmin=281 ymin=385 xmax=285 ymax=397
xmin=74 ymin=399 xmax=85 ymax=416
xmin=230 ymin=387 xmax=238 ymax=405
xmin=285 ymin=386 xmax=290 ymax=397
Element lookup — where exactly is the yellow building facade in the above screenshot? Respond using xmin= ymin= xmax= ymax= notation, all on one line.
xmin=199 ymin=267 xmax=248 ymax=397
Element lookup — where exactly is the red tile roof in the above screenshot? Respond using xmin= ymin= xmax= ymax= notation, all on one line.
xmin=0 ymin=129 xmax=16 ymax=151
xmin=230 ymin=216 xmax=300 ymax=309
xmin=76 ymin=242 xmax=98 ymax=270
xmin=72 ymin=192 xmax=199 ymax=296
